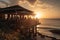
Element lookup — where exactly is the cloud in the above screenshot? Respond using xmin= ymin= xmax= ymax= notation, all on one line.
xmin=0 ymin=0 xmax=60 ymax=10
xmin=27 ymin=0 xmax=36 ymax=5
xmin=18 ymin=0 xmax=54 ymax=11
xmin=0 ymin=2 xmax=7 ymax=8
xmin=0 ymin=0 xmax=19 ymax=7
xmin=39 ymin=0 xmax=60 ymax=7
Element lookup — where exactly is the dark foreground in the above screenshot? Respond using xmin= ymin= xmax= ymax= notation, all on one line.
xmin=0 ymin=18 xmax=37 ymax=40
xmin=0 ymin=18 xmax=60 ymax=40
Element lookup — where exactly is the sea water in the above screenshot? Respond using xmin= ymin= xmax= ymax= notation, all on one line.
xmin=37 ymin=19 xmax=60 ymax=39
xmin=39 ymin=19 xmax=60 ymax=27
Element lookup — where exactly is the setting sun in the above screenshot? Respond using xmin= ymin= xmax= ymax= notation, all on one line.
xmin=34 ymin=11 xmax=42 ymax=19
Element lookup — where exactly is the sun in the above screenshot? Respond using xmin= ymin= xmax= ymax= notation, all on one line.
xmin=34 ymin=11 xmax=42 ymax=19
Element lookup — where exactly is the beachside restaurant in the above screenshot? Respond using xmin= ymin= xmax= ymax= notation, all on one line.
xmin=0 ymin=5 xmax=39 ymax=40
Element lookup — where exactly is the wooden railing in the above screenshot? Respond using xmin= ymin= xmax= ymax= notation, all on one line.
xmin=0 ymin=17 xmax=38 ymax=40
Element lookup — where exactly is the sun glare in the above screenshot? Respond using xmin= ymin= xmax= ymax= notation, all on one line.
xmin=34 ymin=11 xmax=42 ymax=19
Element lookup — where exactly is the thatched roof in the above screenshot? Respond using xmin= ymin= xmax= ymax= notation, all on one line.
xmin=0 ymin=5 xmax=33 ymax=15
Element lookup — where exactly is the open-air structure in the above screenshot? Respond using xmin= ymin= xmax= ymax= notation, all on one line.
xmin=0 ymin=5 xmax=40 ymax=40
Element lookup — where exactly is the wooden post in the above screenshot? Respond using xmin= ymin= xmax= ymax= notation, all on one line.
xmin=2 ymin=14 xmax=5 ymax=19
xmin=7 ymin=14 xmax=10 ymax=19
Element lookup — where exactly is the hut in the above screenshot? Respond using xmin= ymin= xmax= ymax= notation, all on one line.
xmin=0 ymin=5 xmax=39 ymax=40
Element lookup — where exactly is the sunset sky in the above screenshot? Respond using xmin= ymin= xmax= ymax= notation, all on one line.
xmin=0 ymin=0 xmax=60 ymax=18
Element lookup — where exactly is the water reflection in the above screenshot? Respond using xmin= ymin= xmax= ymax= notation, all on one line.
xmin=37 ymin=24 xmax=60 ymax=39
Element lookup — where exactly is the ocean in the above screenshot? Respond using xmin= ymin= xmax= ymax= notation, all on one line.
xmin=37 ymin=19 xmax=60 ymax=39
xmin=39 ymin=19 xmax=60 ymax=27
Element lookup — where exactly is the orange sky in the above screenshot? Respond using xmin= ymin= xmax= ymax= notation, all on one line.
xmin=18 ymin=0 xmax=60 ymax=18
xmin=0 ymin=0 xmax=60 ymax=18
